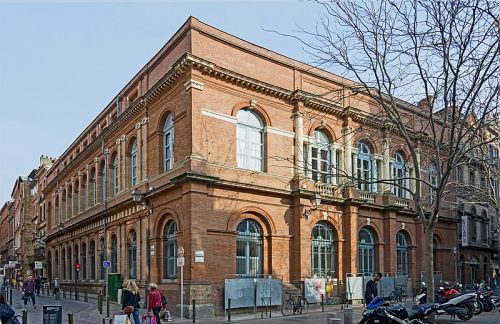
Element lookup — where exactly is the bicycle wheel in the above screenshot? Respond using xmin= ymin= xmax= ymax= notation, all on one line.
xmin=281 ymin=299 xmax=293 ymax=316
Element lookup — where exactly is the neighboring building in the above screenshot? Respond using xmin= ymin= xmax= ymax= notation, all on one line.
xmin=0 ymin=202 xmax=11 ymax=274
xmin=455 ymin=126 xmax=500 ymax=284
xmin=10 ymin=174 xmax=35 ymax=278
xmin=37 ymin=17 xmax=460 ymax=316
xmin=29 ymin=156 xmax=56 ymax=278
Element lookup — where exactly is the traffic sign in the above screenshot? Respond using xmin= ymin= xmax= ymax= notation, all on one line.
xmin=177 ymin=246 xmax=184 ymax=257
xmin=177 ymin=256 xmax=185 ymax=267
xmin=103 ymin=261 xmax=111 ymax=268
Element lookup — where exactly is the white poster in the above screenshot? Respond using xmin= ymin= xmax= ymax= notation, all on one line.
xmin=461 ymin=215 xmax=469 ymax=246
xmin=34 ymin=261 xmax=43 ymax=269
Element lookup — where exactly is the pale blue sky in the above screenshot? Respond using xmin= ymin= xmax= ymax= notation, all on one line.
xmin=0 ymin=0 xmax=323 ymax=202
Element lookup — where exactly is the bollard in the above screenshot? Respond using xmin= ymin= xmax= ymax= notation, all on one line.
xmin=228 ymin=298 xmax=231 ymax=322
xmin=9 ymin=288 xmax=12 ymax=305
xmin=102 ymin=318 xmax=106 ymax=324
xmin=56 ymin=290 xmax=60 ymax=300
xmin=106 ymin=297 xmax=110 ymax=318
xmin=85 ymin=289 xmax=88 ymax=302
xmin=98 ymin=294 xmax=103 ymax=314
xmin=321 ymin=294 xmax=324 ymax=312
xmin=192 ymin=299 xmax=196 ymax=323
xmin=68 ymin=312 xmax=74 ymax=324
xmin=22 ymin=309 xmax=28 ymax=324
xmin=69 ymin=289 xmax=72 ymax=300
xmin=344 ymin=307 xmax=353 ymax=324
xmin=327 ymin=313 xmax=338 ymax=324
xmin=63 ymin=287 xmax=66 ymax=299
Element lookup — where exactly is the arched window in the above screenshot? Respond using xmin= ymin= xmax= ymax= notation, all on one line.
xmin=131 ymin=140 xmax=138 ymax=186
xmin=164 ymin=222 xmax=177 ymax=279
xmin=89 ymin=240 xmax=96 ymax=280
xmin=68 ymin=246 xmax=72 ymax=280
xmin=100 ymin=161 xmax=106 ymax=203
xmin=311 ymin=222 xmax=335 ymax=277
xmin=112 ymin=154 xmax=118 ymax=195
xmin=393 ymin=152 xmax=408 ymax=198
xmin=74 ymin=244 xmax=79 ymax=276
xmin=111 ymin=235 xmax=117 ymax=273
xmin=163 ymin=113 xmax=174 ymax=172
xmin=357 ymin=142 xmax=373 ymax=192
xmin=82 ymin=242 xmax=87 ymax=280
xmin=471 ymin=207 xmax=477 ymax=242
xmin=396 ymin=231 xmax=409 ymax=275
xmin=62 ymin=248 xmax=66 ymax=280
xmin=236 ymin=109 xmax=264 ymax=172
xmin=470 ymin=256 xmax=479 ymax=283
xmin=100 ymin=238 xmax=105 ymax=280
xmin=47 ymin=251 xmax=52 ymax=282
xmin=359 ymin=227 xmax=375 ymax=275
xmin=55 ymin=250 xmax=59 ymax=278
xmin=128 ymin=230 xmax=137 ymax=279
xmin=236 ymin=219 xmax=263 ymax=277
xmin=74 ymin=180 xmax=79 ymax=215
xmin=311 ymin=130 xmax=332 ymax=184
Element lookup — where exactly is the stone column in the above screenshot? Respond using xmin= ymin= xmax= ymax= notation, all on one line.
xmin=116 ymin=137 xmax=122 ymax=193
xmin=136 ymin=122 xmax=142 ymax=182
xmin=382 ymin=138 xmax=391 ymax=193
xmin=293 ymin=111 xmax=305 ymax=177
xmin=343 ymin=126 xmax=353 ymax=179
xmin=141 ymin=117 xmax=149 ymax=181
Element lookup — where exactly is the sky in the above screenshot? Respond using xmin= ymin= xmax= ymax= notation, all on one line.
xmin=0 ymin=0 xmax=323 ymax=203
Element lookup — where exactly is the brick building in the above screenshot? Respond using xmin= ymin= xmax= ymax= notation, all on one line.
xmin=35 ymin=17 xmax=463 ymax=315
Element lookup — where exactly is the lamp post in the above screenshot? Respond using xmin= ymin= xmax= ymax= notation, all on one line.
xmin=303 ymin=193 xmax=322 ymax=220
xmin=131 ymin=188 xmax=152 ymax=308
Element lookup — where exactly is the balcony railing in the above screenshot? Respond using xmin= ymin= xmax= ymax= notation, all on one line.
xmin=359 ymin=191 xmax=376 ymax=203
xmin=315 ymin=183 xmax=341 ymax=198
xmin=394 ymin=198 xmax=409 ymax=208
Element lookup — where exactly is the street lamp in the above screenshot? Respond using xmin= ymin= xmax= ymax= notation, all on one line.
xmin=303 ymin=193 xmax=322 ymax=220
xmin=131 ymin=188 xmax=153 ymax=308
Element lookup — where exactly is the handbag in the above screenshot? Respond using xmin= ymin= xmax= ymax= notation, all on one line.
xmin=123 ymin=292 xmax=137 ymax=314
xmin=141 ymin=314 xmax=156 ymax=324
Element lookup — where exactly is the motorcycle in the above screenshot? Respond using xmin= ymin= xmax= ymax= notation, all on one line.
xmin=358 ymin=296 xmax=438 ymax=324
xmin=416 ymin=286 xmax=475 ymax=321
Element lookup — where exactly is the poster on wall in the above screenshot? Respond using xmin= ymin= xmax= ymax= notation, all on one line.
xmin=461 ymin=215 xmax=469 ymax=246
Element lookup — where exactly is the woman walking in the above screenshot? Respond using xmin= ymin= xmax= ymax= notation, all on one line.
xmin=121 ymin=281 xmax=141 ymax=324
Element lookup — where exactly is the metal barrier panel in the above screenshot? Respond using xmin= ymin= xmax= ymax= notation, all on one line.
xmin=256 ymin=278 xmax=282 ymax=306
xmin=395 ymin=275 xmax=409 ymax=289
xmin=304 ymin=277 xmax=326 ymax=303
xmin=224 ymin=278 xmax=254 ymax=309
xmin=345 ymin=276 xmax=365 ymax=301
xmin=379 ymin=276 xmax=395 ymax=298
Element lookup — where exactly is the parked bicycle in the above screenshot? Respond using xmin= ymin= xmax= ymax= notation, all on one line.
xmin=281 ymin=292 xmax=309 ymax=316
xmin=389 ymin=285 xmax=408 ymax=303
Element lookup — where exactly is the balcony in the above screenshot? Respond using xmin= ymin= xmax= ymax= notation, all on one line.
xmin=315 ymin=183 xmax=342 ymax=199
xmin=394 ymin=198 xmax=409 ymax=208
xmin=359 ymin=191 xmax=376 ymax=203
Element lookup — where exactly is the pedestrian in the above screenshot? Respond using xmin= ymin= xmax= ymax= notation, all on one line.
xmin=53 ymin=278 xmax=60 ymax=296
xmin=34 ymin=276 xmax=41 ymax=296
xmin=364 ymin=272 xmax=382 ymax=305
xmin=0 ymin=293 xmax=20 ymax=324
xmin=121 ymin=280 xmax=141 ymax=324
xmin=21 ymin=275 xmax=37 ymax=309
xmin=148 ymin=283 xmax=172 ymax=323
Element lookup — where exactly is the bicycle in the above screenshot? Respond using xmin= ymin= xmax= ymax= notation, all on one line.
xmin=389 ymin=285 xmax=408 ymax=303
xmin=281 ymin=292 xmax=309 ymax=316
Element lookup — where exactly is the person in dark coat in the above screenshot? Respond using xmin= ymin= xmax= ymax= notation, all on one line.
xmin=21 ymin=275 xmax=37 ymax=309
xmin=0 ymin=293 xmax=19 ymax=324
xmin=364 ymin=272 xmax=382 ymax=305
xmin=121 ymin=280 xmax=141 ymax=324
xmin=34 ymin=276 xmax=41 ymax=296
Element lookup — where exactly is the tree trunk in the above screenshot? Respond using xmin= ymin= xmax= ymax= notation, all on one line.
xmin=425 ymin=226 xmax=435 ymax=302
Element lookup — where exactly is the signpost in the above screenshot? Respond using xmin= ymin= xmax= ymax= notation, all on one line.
xmin=177 ymin=246 xmax=184 ymax=319
xmin=74 ymin=263 xmax=81 ymax=300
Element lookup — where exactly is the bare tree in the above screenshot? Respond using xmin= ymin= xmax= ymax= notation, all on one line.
xmin=292 ymin=0 xmax=500 ymax=297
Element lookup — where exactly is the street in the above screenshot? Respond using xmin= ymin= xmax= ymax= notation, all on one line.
xmin=7 ymin=288 xmax=500 ymax=324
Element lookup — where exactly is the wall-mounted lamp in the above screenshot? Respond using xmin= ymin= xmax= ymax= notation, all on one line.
xmin=303 ymin=193 xmax=322 ymax=220
xmin=131 ymin=189 xmax=152 ymax=215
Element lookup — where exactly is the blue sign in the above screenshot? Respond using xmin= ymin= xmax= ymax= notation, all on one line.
xmin=103 ymin=261 xmax=111 ymax=268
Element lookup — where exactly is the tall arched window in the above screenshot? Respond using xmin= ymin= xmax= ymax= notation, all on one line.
xmin=81 ymin=175 xmax=87 ymax=211
xmin=82 ymin=242 xmax=87 ymax=280
xmin=131 ymin=140 xmax=138 ymax=186
xmin=236 ymin=109 xmax=264 ymax=172
xmin=100 ymin=161 xmax=106 ymax=203
xmin=68 ymin=246 xmax=72 ymax=280
xmin=359 ymin=227 xmax=375 ymax=275
xmin=112 ymin=155 xmax=118 ymax=195
xmin=164 ymin=222 xmax=177 ymax=279
xmin=128 ymin=230 xmax=137 ymax=279
xmin=236 ymin=219 xmax=263 ymax=277
xmin=74 ymin=244 xmax=79 ymax=279
xmin=111 ymin=235 xmax=117 ymax=273
xmin=89 ymin=240 xmax=96 ymax=280
xmin=62 ymin=248 xmax=66 ymax=280
xmin=55 ymin=250 xmax=59 ymax=278
xmin=311 ymin=130 xmax=332 ymax=184
xmin=163 ymin=113 xmax=174 ymax=172
xmin=393 ymin=152 xmax=408 ymax=198
xmin=470 ymin=256 xmax=479 ymax=283
xmin=47 ymin=251 xmax=52 ymax=282
xmin=311 ymin=222 xmax=335 ymax=277
xmin=100 ymin=238 xmax=105 ymax=280
xmin=396 ymin=231 xmax=409 ymax=275
xmin=357 ymin=142 xmax=372 ymax=191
